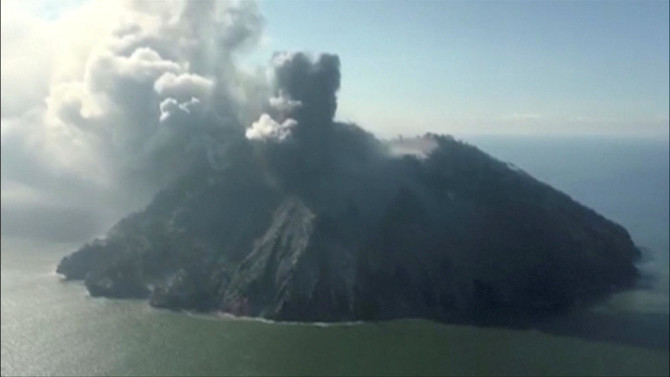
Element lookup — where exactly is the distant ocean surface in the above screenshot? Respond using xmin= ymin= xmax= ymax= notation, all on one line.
xmin=2 ymin=136 xmax=668 ymax=376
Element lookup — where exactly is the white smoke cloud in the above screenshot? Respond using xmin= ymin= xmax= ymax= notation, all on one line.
xmin=1 ymin=0 xmax=268 ymax=241
xmin=246 ymin=113 xmax=297 ymax=141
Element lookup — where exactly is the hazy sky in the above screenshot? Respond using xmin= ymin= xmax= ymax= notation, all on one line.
xmin=254 ymin=0 xmax=670 ymax=138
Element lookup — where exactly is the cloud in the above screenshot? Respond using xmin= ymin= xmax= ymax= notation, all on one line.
xmin=246 ymin=113 xmax=297 ymax=141
xmin=1 ymin=0 xmax=268 ymax=242
xmin=154 ymin=72 xmax=214 ymax=102
xmin=158 ymin=97 xmax=202 ymax=123
xmin=1 ymin=1 xmax=59 ymax=117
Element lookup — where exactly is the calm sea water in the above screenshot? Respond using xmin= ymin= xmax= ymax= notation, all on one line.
xmin=2 ymin=136 xmax=668 ymax=376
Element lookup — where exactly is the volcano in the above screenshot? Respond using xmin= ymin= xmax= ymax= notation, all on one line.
xmin=57 ymin=53 xmax=640 ymax=325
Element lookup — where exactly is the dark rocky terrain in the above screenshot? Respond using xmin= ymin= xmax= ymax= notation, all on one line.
xmin=57 ymin=53 xmax=641 ymax=326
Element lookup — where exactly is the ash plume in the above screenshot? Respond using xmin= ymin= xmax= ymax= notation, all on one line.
xmin=246 ymin=51 xmax=386 ymax=192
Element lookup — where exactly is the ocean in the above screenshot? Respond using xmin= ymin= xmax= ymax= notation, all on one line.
xmin=2 ymin=136 xmax=668 ymax=376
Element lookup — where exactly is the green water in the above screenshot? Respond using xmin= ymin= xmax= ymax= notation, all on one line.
xmin=1 ymin=237 xmax=668 ymax=376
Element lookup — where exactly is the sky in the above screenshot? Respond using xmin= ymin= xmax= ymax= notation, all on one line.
xmin=255 ymin=0 xmax=670 ymax=138
xmin=1 ymin=0 xmax=668 ymax=242
xmin=3 ymin=0 xmax=669 ymax=137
